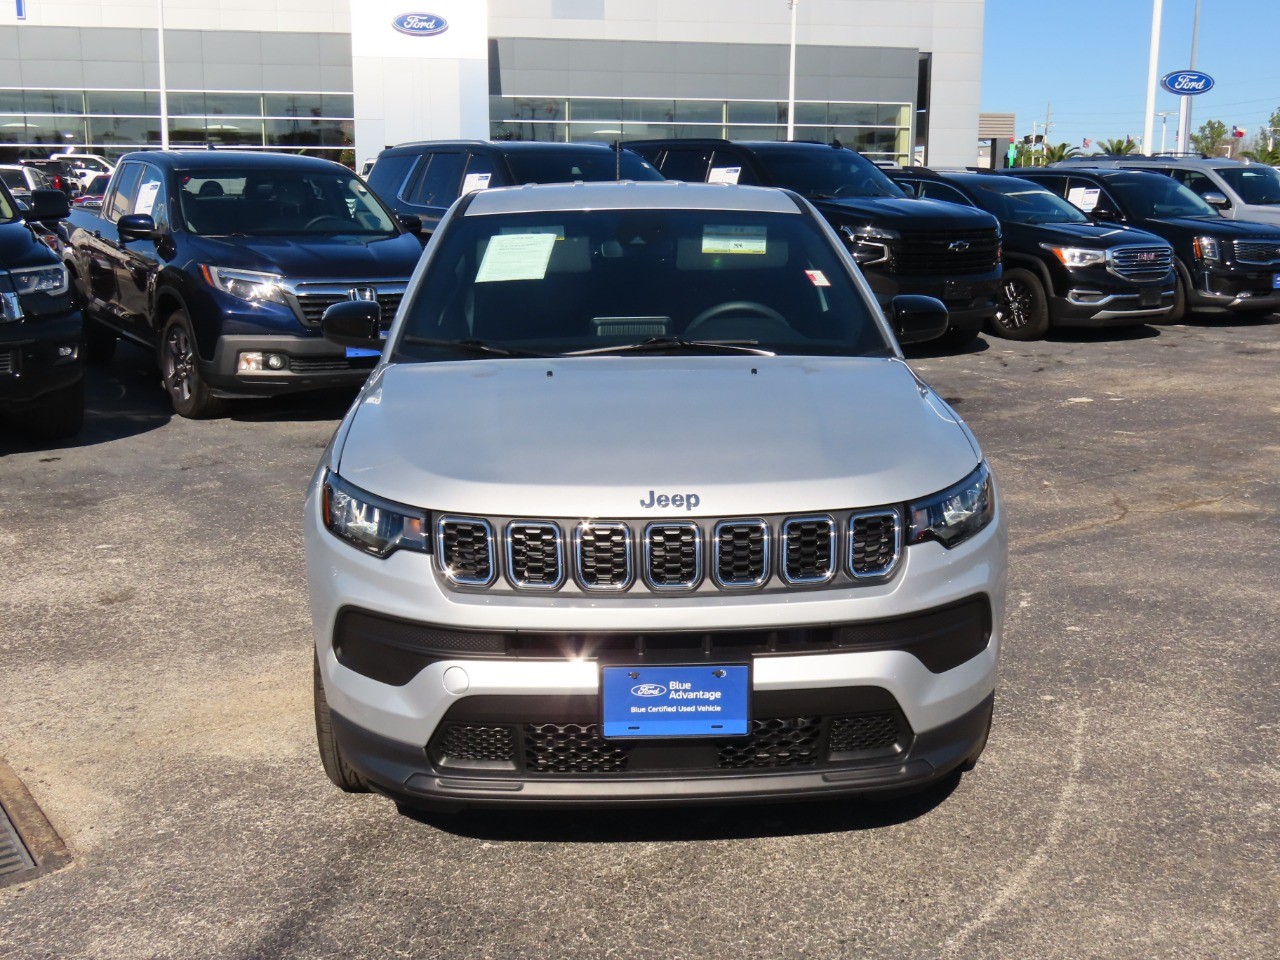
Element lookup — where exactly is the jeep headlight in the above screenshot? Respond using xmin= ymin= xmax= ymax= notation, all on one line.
xmin=200 ymin=265 xmax=289 ymax=305
xmin=1041 ymin=244 xmax=1107 ymax=269
xmin=322 ymin=472 xmax=429 ymax=558
xmin=10 ymin=263 xmax=69 ymax=297
xmin=908 ymin=463 xmax=995 ymax=549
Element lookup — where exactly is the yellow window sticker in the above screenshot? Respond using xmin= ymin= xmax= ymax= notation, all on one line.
xmin=475 ymin=232 xmax=558 ymax=283
xmin=702 ymin=225 xmax=767 ymax=255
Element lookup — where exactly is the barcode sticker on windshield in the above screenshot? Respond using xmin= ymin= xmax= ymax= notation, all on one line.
xmin=462 ymin=172 xmax=492 ymax=195
xmin=702 ymin=225 xmax=767 ymax=255
xmin=1066 ymin=187 xmax=1100 ymax=212
xmin=476 ymin=232 xmax=558 ymax=283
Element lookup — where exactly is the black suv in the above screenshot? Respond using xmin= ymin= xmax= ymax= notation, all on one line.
xmin=888 ymin=169 xmax=1175 ymax=339
xmin=366 ymin=140 xmax=664 ymax=233
xmin=1006 ymin=167 xmax=1280 ymax=320
xmin=64 ymin=151 xmax=423 ymax=418
xmin=1 ymin=182 xmax=83 ymax=439
xmin=627 ymin=140 xmax=1002 ymax=336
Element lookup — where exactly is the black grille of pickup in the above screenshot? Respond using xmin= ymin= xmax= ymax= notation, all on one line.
xmin=1110 ymin=245 xmax=1174 ymax=281
xmin=289 ymin=355 xmax=378 ymax=374
xmin=576 ymin=522 xmax=632 ymax=589
xmin=891 ymin=229 xmax=1000 ymax=275
xmin=850 ymin=510 xmax=900 ymax=578
xmin=1233 ymin=239 xmax=1280 ymax=265
xmin=782 ymin=516 xmax=836 ymax=583
xmin=293 ymin=290 xmax=404 ymax=326
xmin=645 ymin=522 xmax=701 ymax=589
xmin=714 ymin=520 xmax=769 ymax=587
xmin=438 ymin=517 xmax=495 ymax=586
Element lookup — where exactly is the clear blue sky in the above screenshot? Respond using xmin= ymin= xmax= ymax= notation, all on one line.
xmin=981 ymin=0 xmax=1280 ymax=150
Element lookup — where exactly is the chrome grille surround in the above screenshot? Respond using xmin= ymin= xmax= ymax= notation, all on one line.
xmin=643 ymin=521 xmax=703 ymax=591
xmin=436 ymin=515 xmax=496 ymax=587
xmin=574 ymin=521 xmax=634 ymax=592
xmin=848 ymin=509 xmax=902 ymax=579
xmin=1108 ymin=245 xmax=1175 ymax=282
xmin=1233 ymin=239 xmax=1280 ymax=265
xmin=713 ymin=519 xmax=771 ymax=589
xmin=780 ymin=515 xmax=838 ymax=585
xmin=286 ymin=280 xmax=408 ymax=328
xmin=505 ymin=521 xmax=565 ymax=590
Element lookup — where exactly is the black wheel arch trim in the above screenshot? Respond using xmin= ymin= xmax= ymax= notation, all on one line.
xmin=1000 ymin=254 xmax=1055 ymax=296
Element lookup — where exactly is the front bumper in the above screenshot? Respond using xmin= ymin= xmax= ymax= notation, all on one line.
xmin=0 ymin=308 xmax=83 ymax=405
xmin=1191 ymin=265 xmax=1280 ymax=313
xmin=865 ymin=269 xmax=1001 ymax=331
xmin=202 ymin=334 xmax=378 ymax=397
xmin=1051 ymin=286 xmax=1177 ymax=326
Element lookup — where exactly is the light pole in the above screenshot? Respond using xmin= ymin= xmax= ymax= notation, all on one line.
xmin=157 ymin=0 xmax=170 ymax=149
xmin=1157 ymin=110 xmax=1176 ymax=154
xmin=1142 ymin=0 xmax=1163 ymax=159
xmin=786 ymin=0 xmax=798 ymax=141
xmin=1176 ymin=0 xmax=1202 ymax=153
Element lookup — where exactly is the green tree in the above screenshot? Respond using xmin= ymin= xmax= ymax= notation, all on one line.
xmin=1096 ymin=137 xmax=1137 ymax=156
xmin=1190 ymin=119 xmax=1228 ymax=157
xmin=1043 ymin=142 xmax=1082 ymax=163
xmin=1241 ymin=143 xmax=1280 ymax=165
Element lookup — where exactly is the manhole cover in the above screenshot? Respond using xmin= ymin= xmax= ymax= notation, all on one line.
xmin=0 ymin=759 xmax=71 ymax=887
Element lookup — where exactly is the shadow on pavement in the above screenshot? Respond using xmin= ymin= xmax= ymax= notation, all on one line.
xmin=1174 ymin=311 xmax=1280 ymax=329
xmin=1046 ymin=323 xmax=1161 ymax=344
xmin=902 ymin=332 xmax=991 ymax=360
xmin=229 ymin=387 xmax=359 ymax=424
xmin=399 ymin=771 xmax=962 ymax=842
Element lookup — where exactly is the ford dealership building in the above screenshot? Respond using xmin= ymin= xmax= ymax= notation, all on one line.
xmin=0 ymin=0 xmax=985 ymax=167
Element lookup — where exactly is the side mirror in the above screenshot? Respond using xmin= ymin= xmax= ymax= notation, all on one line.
xmin=891 ymin=295 xmax=949 ymax=344
xmin=321 ymin=299 xmax=383 ymax=348
xmin=1200 ymin=191 xmax=1230 ymax=209
xmin=896 ymin=181 xmax=919 ymax=197
xmin=117 ymin=213 xmax=157 ymax=243
xmin=21 ymin=188 xmax=70 ymax=223
xmin=398 ymin=214 xmax=423 ymax=235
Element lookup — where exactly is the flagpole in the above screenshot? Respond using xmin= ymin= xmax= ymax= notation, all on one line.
xmin=157 ymin=0 xmax=170 ymax=149
xmin=1142 ymin=0 xmax=1163 ymax=157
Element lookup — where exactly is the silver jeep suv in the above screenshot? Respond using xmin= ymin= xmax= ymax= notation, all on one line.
xmin=305 ymin=181 xmax=1007 ymax=811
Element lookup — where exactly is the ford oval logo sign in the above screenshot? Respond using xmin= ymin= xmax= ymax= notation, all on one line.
xmin=392 ymin=13 xmax=448 ymax=36
xmin=1160 ymin=70 xmax=1215 ymax=96
xmin=631 ymin=683 xmax=667 ymax=698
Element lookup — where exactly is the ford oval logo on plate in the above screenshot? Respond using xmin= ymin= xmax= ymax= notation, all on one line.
xmin=1160 ymin=70 xmax=1215 ymax=96
xmin=631 ymin=683 xmax=667 ymax=697
xmin=392 ymin=13 xmax=449 ymax=36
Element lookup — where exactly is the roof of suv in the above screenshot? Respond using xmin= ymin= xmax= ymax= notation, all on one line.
xmin=1062 ymin=156 xmax=1262 ymax=171
xmin=379 ymin=140 xmax=641 ymax=158
xmin=115 ymin=150 xmax=353 ymax=174
xmin=463 ymin=180 xmax=801 ymax=216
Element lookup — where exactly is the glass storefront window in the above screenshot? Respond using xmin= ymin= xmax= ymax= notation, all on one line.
xmin=621 ymin=100 xmax=675 ymax=123
xmin=793 ymin=103 xmax=827 ymax=125
xmin=726 ymin=101 xmax=783 ymax=124
xmin=568 ymin=99 xmax=622 ymax=121
xmin=203 ymin=118 xmax=264 ymax=145
xmin=204 ymin=93 xmax=263 ymax=117
xmin=168 ymin=92 xmax=207 ymax=116
xmin=23 ymin=91 xmax=85 ymax=115
xmin=86 ymin=91 xmax=156 ymax=116
xmin=827 ymin=103 xmax=879 ymax=126
xmin=265 ymin=118 xmax=353 ymax=148
xmin=490 ymin=121 xmax=568 ymax=142
xmin=568 ymin=123 xmax=623 ymax=142
xmin=22 ymin=115 xmax=88 ymax=147
xmin=88 ymin=116 xmax=160 ymax=146
xmin=262 ymin=94 xmax=351 ymax=119
xmin=724 ymin=124 xmax=784 ymax=141
xmin=879 ymin=104 xmax=910 ymax=127
xmin=674 ymin=101 xmax=722 ymax=123
xmin=0 ymin=92 xmax=25 ymax=114
xmin=322 ymin=94 xmax=355 ymax=118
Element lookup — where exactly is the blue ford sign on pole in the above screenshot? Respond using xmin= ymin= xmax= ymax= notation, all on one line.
xmin=1160 ymin=71 xmax=1215 ymax=96
xmin=392 ymin=13 xmax=449 ymax=36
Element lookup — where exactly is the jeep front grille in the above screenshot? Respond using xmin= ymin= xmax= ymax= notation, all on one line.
xmin=644 ymin=522 xmax=701 ymax=589
xmin=713 ymin=520 xmax=769 ymax=588
xmin=575 ymin=522 xmax=632 ymax=590
xmin=437 ymin=516 xmax=495 ymax=586
xmin=507 ymin=521 xmax=564 ymax=589
xmin=781 ymin=516 xmax=837 ymax=584
xmin=849 ymin=510 xmax=901 ymax=578
xmin=1110 ymin=245 xmax=1174 ymax=281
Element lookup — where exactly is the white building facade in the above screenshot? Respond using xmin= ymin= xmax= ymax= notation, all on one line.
xmin=0 ymin=0 xmax=985 ymax=167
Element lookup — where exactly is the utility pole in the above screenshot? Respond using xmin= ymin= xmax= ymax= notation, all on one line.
xmin=157 ymin=0 xmax=169 ymax=149
xmin=1176 ymin=0 xmax=1202 ymax=153
xmin=1157 ymin=110 xmax=1175 ymax=153
xmin=1043 ymin=102 xmax=1052 ymax=159
xmin=786 ymin=0 xmax=798 ymax=141
xmin=1143 ymin=0 xmax=1163 ymax=159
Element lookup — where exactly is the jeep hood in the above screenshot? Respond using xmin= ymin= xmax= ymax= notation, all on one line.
xmin=336 ymin=356 xmax=980 ymax=518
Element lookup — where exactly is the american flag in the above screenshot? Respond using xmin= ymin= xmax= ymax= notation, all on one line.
xmin=1082 ymin=138 xmax=1092 ymax=148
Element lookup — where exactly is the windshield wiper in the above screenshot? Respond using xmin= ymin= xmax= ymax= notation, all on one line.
xmin=399 ymin=337 xmax=550 ymax=359
xmin=564 ymin=337 xmax=775 ymax=357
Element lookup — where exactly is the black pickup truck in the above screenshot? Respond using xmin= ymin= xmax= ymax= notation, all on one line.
xmin=1 ymin=182 xmax=83 ymax=439
xmin=65 ymin=150 xmax=423 ymax=418
xmin=627 ymin=139 xmax=1003 ymax=339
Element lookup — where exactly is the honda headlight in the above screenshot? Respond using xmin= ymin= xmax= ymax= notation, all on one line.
xmin=200 ymin=265 xmax=289 ymax=305
xmin=1041 ymin=244 xmax=1107 ymax=269
xmin=10 ymin=263 xmax=69 ymax=297
xmin=321 ymin=472 xmax=429 ymax=558
xmin=908 ymin=463 xmax=995 ymax=549
xmin=1192 ymin=236 xmax=1220 ymax=261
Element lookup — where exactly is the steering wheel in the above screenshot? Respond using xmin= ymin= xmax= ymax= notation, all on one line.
xmin=304 ymin=215 xmax=351 ymax=231
xmin=686 ymin=301 xmax=789 ymax=339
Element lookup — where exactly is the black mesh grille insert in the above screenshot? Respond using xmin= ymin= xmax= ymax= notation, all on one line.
xmin=524 ymin=723 xmax=630 ymax=773
xmin=439 ymin=518 xmax=493 ymax=585
xmin=646 ymin=523 xmax=700 ymax=588
xmin=433 ymin=724 xmax=516 ymax=763
xmin=715 ymin=521 xmax=768 ymax=586
xmin=508 ymin=522 xmax=562 ymax=587
xmin=289 ymin=355 xmax=378 ymax=374
xmin=850 ymin=511 xmax=900 ymax=577
xmin=891 ymin=228 xmax=1001 ymax=275
xmin=783 ymin=517 xmax=835 ymax=583
xmin=577 ymin=524 xmax=631 ymax=589
xmin=828 ymin=713 xmax=905 ymax=754
xmin=1232 ymin=240 xmax=1280 ymax=264
xmin=717 ymin=717 xmax=822 ymax=768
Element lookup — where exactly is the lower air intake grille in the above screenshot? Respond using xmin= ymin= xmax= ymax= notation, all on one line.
xmin=437 ymin=517 xmax=494 ymax=586
xmin=0 ymin=351 xmax=14 ymax=375
xmin=289 ymin=355 xmax=378 ymax=374
xmin=644 ymin=522 xmax=701 ymax=589
xmin=714 ymin=520 xmax=769 ymax=587
xmin=433 ymin=724 xmax=516 ymax=763
xmin=524 ymin=723 xmax=630 ymax=773
xmin=849 ymin=510 xmax=901 ymax=577
xmin=782 ymin=516 xmax=836 ymax=584
xmin=717 ymin=717 xmax=822 ymax=768
xmin=576 ymin=523 xmax=632 ymax=590
xmin=507 ymin=522 xmax=563 ymax=588
xmin=828 ymin=713 xmax=904 ymax=754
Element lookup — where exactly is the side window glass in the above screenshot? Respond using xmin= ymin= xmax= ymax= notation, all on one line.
xmin=1065 ymin=177 xmax=1109 ymax=215
xmin=133 ymin=165 xmax=168 ymax=229
xmin=709 ymin=150 xmax=757 ymax=185
xmin=407 ymin=152 xmax=464 ymax=208
xmin=366 ymin=154 xmax=416 ymax=202
xmin=106 ymin=162 xmax=144 ymax=222
xmin=461 ymin=153 xmax=496 ymax=194
xmin=660 ymin=148 xmax=714 ymax=182
xmin=921 ymin=182 xmax=972 ymax=205
xmin=1172 ymin=170 xmax=1215 ymax=197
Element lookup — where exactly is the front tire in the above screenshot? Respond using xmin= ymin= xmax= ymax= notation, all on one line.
xmin=159 ymin=311 xmax=225 ymax=419
xmin=989 ymin=268 xmax=1050 ymax=340
xmin=314 ymin=657 xmax=368 ymax=793
xmin=26 ymin=379 xmax=84 ymax=440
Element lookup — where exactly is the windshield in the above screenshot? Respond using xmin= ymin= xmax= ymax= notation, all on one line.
xmin=504 ymin=149 xmax=664 ymax=185
xmin=0 ymin=169 xmax=25 ymax=191
xmin=1110 ymin=176 xmax=1218 ymax=219
xmin=176 ymin=168 xmax=399 ymax=237
xmin=0 ymin=182 xmax=15 ymax=221
xmin=750 ymin=146 xmax=906 ymax=200
xmin=1217 ymin=165 xmax=1280 ymax=205
xmin=395 ymin=207 xmax=890 ymax=361
xmin=968 ymin=179 xmax=1089 ymax=224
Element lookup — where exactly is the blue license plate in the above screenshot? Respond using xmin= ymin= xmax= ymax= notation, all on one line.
xmin=601 ymin=665 xmax=750 ymax=738
xmin=1272 ymin=274 xmax=1280 ymax=290
xmin=345 ymin=346 xmax=381 ymax=358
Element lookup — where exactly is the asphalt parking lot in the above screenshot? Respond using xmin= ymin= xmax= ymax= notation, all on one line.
xmin=1 ymin=316 xmax=1277 ymax=960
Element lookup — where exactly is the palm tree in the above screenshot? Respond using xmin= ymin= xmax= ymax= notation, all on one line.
xmin=1096 ymin=138 xmax=1138 ymax=156
xmin=1241 ymin=144 xmax=1280 ymax=166
xmin=1043 ymin=142 xmax=1082 ymax=163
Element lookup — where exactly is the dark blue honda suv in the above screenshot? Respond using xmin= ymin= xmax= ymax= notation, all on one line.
xmin=66 ymin=151 xmax=423 ymax=418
